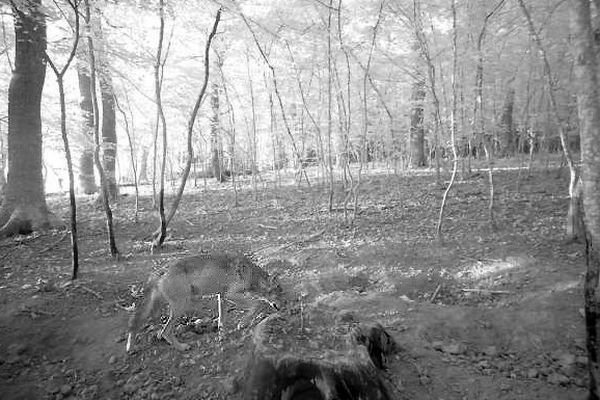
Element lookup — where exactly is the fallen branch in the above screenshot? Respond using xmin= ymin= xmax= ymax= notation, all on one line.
xmin=77 ymin=284 xmax=103 ymax=300
xmin=461 ymin=288 xmax=511 ymax=295
xmin=257 ymin=229 xmax=326 ymax=254
xmin=20 ymin=307 xmax=55 ymax=316
xmin=257 ymin=223 xmax=277 ymax=230
xmin=38 ymin=230 xmax=68 ymax=254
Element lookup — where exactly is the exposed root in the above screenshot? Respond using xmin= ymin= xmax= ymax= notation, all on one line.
xmin=0 ymin=206 xmax=62 ymax=240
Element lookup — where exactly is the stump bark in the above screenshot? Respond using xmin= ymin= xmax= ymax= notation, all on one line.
xmin=243 ymin=314 xmax=400 ymax=400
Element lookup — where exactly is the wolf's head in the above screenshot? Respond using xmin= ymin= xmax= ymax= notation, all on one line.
xmin=231 ymin=255 xmax=283 ymax=300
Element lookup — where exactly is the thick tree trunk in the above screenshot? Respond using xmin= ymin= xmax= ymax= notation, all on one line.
xmin=498 ymin=86 xmax=515 ymax=157
xmin=571 ymin=1 xmax=600 ymax=398
xmin=408 ymin=78 xmax=426 ymax=168
xmin=0 ymin=129 xmax=6 ymax=195
xmin=0 ymin=0 xmax=57 ymax=238
xmin=100 ymin=71 xmax=118 ymax=199
xmin=76 ymin=63 xmax=97 ymax=194
xmin=92 ymin=3 xmax=118 ymax=200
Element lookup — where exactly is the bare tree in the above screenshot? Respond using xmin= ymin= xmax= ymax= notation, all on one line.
xmin=436 ymin=0 xmax=458 ymax=240
xmin=472 ymin=0 xmax=506 ymax=231
xmin=246 ymin=51 xmax=259 ymax=199
xmin=518 ymin=0 xmax=583 ymax=241
xmin=216 ymin=56 xmax=240 ymax=206
xmin=240 ymin=13 xmax=311 ymax=186
xmin=114 ymin=93 xmax=139 ymax=222
xmin=45 ymin=0 xmax=80 ymax=279
xmin=83 ymin=0 xmax=118 ymax=257
xmin=412 ymin=0 xmax=443 ymax=181
xmin=326 ymin=0 xmax=335 ymax=211
xmin=152 ymin=7 xmax=222 ymax=247
xmin=153 ymin=0 xmax=168 ymax=248
xmin=354 ymin=1 xmax=384 ymax=220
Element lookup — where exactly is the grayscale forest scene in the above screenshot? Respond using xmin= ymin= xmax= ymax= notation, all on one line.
xmin=0 ymin=0 xmax=600 ymax=399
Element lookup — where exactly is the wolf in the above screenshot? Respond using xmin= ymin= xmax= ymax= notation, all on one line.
xmin=126 ymin=253 xmax=281 ymax=352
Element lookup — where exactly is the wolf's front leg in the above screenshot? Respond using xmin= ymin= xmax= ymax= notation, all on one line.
xmin=159 ymin=308 xmax=191 ymax=351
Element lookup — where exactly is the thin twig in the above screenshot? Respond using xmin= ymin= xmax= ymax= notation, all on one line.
xmin=430 ymin=284 xmax=441 ymax=302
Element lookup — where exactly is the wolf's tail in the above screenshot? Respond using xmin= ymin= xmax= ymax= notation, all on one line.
xmin=126 ymin=275 xmax=162 ymax=352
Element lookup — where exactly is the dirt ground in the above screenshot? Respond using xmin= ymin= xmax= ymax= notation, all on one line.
xmin=0 ymin=166 xmax=589 ymax=399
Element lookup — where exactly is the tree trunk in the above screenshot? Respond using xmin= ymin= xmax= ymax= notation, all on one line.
xmin=244 ymin=315 xmax=397 ymax=400
xmin=571 ymin=1 xmax=600 ymax=398
xmin=83 ymin=0 xmax=118 ymax=258
xmin=76 ymin=62 xmax=97 ymax=194
xmin=91 ymin=2 xmax=118 ymax=199
xmin=100 ymin=71 xmax=118 ymax=199
xmin=0 ymin=0 xmax=57 ymax=238
xmin=498 ymin=85 xmax=515 ymax=157
xmin=138 ymin=145 xmax=149 ymax=184
xmin=436 ymin=0 xmax=459 ymax=240
xmin=246 ymin=52 xmax=258 ymax=199
xmin=0 ymin=123 xmax=6 ymax=195
xmin=45 ymin=0 xmax=81 ymax=280
xmin=408 ymin=78 xmax=426 ymax=168
xmin=326 ymin=0 xmax=335 ymax=211
xmin=152 ymin=0 xmax=168 ymax=248
xmin=114 ymin=94 xmax=139 ymax=222
xmin=518 ymin=0 xmax=581 ymax=240
xmin=210 ymin=77 xmax=224 ymax=182
xmin=153 ymin=7 xmax=221 ymax=245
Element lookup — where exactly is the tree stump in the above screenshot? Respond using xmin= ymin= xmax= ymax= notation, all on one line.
xmin=243 ymin=313 xmax=400 ymax=400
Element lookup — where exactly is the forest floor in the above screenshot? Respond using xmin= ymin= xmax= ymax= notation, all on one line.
xmin=0 ymin=162 xmax=589 ymax=399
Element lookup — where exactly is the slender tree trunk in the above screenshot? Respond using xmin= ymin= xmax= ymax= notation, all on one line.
xmin=354 ymin=1 xmax=384 ymax=220
xmin=326 ymin=0 xmax=335 ymax=211
xmin=217 ymin=58 xmax=239 ymax=206
xmin=155 ymin=8 xmax=221 ymax=237
xmin=266 ymin=77 xmax=278 ymax=185
xmin=246 ymin=52 xmax=258 ymax=200
xmin=518 ymin=0 xmax=582 ymax=240
xmin=336 ymin=0 xmax=355 ymax=220
xmin=571 ymin=2 xmax=600 ymax=398
xmin=152 ymin=110 xmax=158 ymax=208
xmin=114 ymin=94 xmax=139 ymax=222
xmin=472 ymin=0 xmax=506 ymax=231
xmin=152 ymin=0 xmax=168 ymax=248
xmin=83 ymin=0 xmax=118 ymax=257
xmin=138 ymin=145 xmax=149 ymax=184
xmin=242 ymin=15 xmax=310 ymax=186
xmin=45 ymin=0 xmax=80 ymax=279
xmin=436 ymin=0 xmax=458 ymax=240
xmin=0 ymin=0 xmax=56 ymax=238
